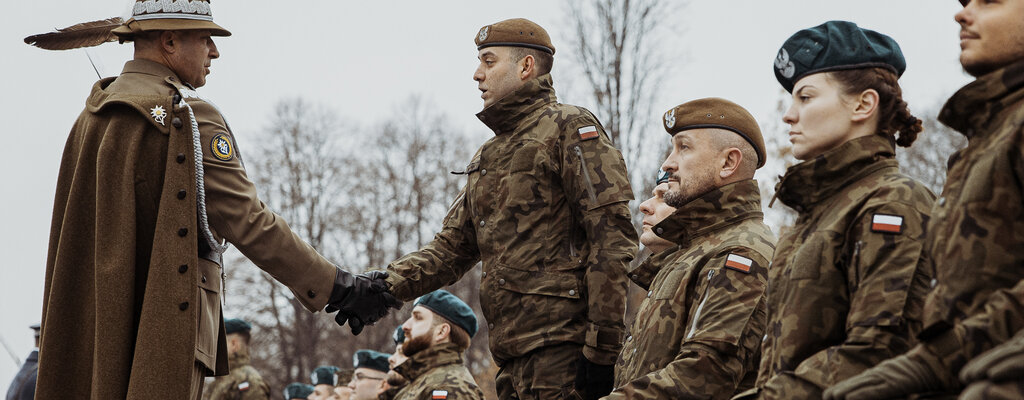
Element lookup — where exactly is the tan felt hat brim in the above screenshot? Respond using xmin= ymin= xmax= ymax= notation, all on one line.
xmin=112 ymin=18 xmax=231 ymax=39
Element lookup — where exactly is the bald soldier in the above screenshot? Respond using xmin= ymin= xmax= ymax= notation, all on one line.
xmin=31 ymin=1 xmax=396 ymax=398
xmin=604 ymin=99 xmax=775 ymax=399
xmin=377 ymin=18 xmax=637 ymax=400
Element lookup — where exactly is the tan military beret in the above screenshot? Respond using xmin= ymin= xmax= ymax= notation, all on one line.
xmin=663 ymin=98 xmax=766 ymax=168
xmin=475 ymin=18 xmax=555 ymax=55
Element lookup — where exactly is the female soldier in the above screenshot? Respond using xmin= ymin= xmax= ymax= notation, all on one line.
xmin=748 ymin=21 xmax=936 ymax=399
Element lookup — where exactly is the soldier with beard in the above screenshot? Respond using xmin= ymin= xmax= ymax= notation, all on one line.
xmin=394 ymin=291 xmax=485 ymax=400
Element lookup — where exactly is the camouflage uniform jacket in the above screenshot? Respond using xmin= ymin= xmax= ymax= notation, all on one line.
xmin=393 ymin=343 xmax=485 ymax=400
xmin=755 ymin=134 xmax=936 ymax=399
xmin=606 ymin=180 xmax=775 ymax=400
xmin=385 ymin=74 xmax=636 ymax=364
xmin=914 ymin=59 xmax=1024 ymax=391
xmin=205 ymin=352 xmax=271 ymax=400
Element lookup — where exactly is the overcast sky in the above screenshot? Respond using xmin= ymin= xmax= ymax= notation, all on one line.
xmin=0 ymin=0 xmax=968 ymax=389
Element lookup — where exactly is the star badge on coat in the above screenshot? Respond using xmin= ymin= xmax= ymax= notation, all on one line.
xmin=150 ymin=105 xmax=167 ymax=125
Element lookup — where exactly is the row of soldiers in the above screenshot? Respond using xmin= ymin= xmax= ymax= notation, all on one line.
xmin=25 ymin=0 xmax=1024 ymax=399
xmin=206 ymin=290 xmax=485 ymax=400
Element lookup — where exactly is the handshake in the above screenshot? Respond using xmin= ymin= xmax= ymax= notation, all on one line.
xmin=324 ymin=269 xmax=403 ymax=335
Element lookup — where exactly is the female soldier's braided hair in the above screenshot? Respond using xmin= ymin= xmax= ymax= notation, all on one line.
xmin=829 ymin=67 xmax=922 ymax=147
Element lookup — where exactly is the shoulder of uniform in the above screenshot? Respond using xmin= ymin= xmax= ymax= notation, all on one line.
xmin=163 ymin=77 xmax=204 ymax=102
xmin=86 ymin=82 xmax=176 ymax=133
xmin=710 ymin=245 xmax=771 ymax=276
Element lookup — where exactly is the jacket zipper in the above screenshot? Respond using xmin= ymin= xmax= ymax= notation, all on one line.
xmin=574 ymin=145 xmax=599 ymax=204
xmin=686 ymin=269 xmax=716 ymax=339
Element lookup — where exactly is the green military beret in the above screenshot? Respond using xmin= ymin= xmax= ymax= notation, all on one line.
xmin=663 ymin=98 xmax=766 ymax=168
xmin=774 ymin=20 xmax=905 ymax=93
xmin=393 ymin=325 xmax=405 ymax=345
xmin=475 ymin=18 xmax=555 ymax=55
xmin=656 ymin=170 xmax=670 ymax=185
xmin=311 ymin=365 xmax=340 ymax=386
xmin=224 ymin=318 xmax=251 ymax=335
xmin=414 ymin=290 xmax=478 ymax=338
xmin=353 ymin=350 xmax=390 ymax=373
xmin=283 ymin=383 xmax=314 ymax=400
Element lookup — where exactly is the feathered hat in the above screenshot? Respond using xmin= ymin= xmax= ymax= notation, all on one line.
xmin=24 ymin=0 xmax=230 ymax=51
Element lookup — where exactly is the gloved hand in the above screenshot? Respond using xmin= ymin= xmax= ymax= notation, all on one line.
xmin=325 ymin=269 xmax=402 ymax=335
xmin=574 ymin=352 xmax=615 ymax=400
xmin=960 ymin=329 xmax=1024 ymax=383
xmin=824 ymin=345 xmax=947 ymax=400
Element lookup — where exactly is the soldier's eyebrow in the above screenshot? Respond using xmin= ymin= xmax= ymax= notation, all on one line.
xmin=478 ymin=50 xmax=497 ymax=60
xmin=794 ymin=85 xmax=816 ymax=95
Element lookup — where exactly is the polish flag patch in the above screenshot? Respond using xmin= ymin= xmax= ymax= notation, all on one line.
xmin=871 ymin=214 xmax=904 ymax=234
xmin=578 ymin=125 xmax=599 ymax=140
xmin=724 ymin=253 xmax=753 ymax=273
xmin=238 ymin=381 xmax=250 ymax=392
xmin=432 ymin=390 xmax=449 ymax=399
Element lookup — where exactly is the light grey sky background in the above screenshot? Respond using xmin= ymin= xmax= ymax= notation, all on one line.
xmin=1 ymin=0 xmax=968 ymax=389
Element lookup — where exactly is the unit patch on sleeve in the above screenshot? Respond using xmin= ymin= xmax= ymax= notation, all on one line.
xmin=724 ymin=253 xmax=753 ymax=273
xmin=578 ymin=125 xmax=599 ymax=141
xmin=238 ymin=381 xmax=250 ymax=392
xmin=871 ymin=213 xmax=904 ymax=234
xmin=210 ymin=133 xmax=235 ymax=161
xmin=431 ymin=390 xmax=449 ymax=399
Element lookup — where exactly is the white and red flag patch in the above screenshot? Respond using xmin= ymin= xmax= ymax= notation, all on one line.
xmin=431 ymin=390 xmax=449 ymax=399
xmin=578 ymin=125 xmax=599 ymax=140
xmin=724 ymin=253 xmax=753 ymax=273
xmin=238 ymin=381 xmax=250 ymax=392
xmin=871 ymin=214 xmax=903 ymax=234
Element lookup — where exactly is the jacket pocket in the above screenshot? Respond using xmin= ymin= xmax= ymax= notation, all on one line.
xmin=493 ymin=266 xmax=582 ymax=299
xmin=789 ymin=233 xmax=832 ymax=280
xmin=195 ymin=258 xmax=222 ymax=362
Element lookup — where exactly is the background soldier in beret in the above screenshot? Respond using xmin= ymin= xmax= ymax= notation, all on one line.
xmin=204 ymin=319 xmax=271 ymax=400
xmin=826 ymin=1 xmax=1024 ymax=399
xmin=381 ymin=326 xmax=409 ymax=400
xmin=310 ymin=365 xmax=343 ymax=400
xmin=347 ymin=350 xmax=391 ymax=400
xmin=4 ymin=324 xmax=39 ymax=400
xmin=29 ymin=1 xmax=397 ymax=398
xmin=740 ymin=20 xmax=936 ymax=399
xmin=605 ymin=99 xmax=775 ymax=400
xmin=380 ymin=18 xmax=637 ymax=400
xmin=393 ymin=291 xmax=485 ymax=400
xmin=284 ymin=383 xmax=315 ymax=400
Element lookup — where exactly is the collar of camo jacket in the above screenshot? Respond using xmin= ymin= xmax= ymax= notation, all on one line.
xmin=939 ymin=58 xmax=1024 ymax=138
xmin=476 ymin=74 xmax=557 ymax=134
xmin=228 ymin=351 xmax=252 ymax=369
xmin=651 ymin=179 xmax=764 ymax=248
xmin=393 ymin=342 xmax=464 ymax=382
xmin=774 ymin=134 xmax=897 ymax=213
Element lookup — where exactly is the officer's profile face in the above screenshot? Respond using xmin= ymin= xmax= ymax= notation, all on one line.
xmin=955 ymin=0 xmax=1024 ymax=77
xmin=474 ymin=47 xmax=528 ymax=109
xmin=308 ymin=384 xmax=334 ymax=400
xmin=638 ymin=183 xmax=677 ymax=252
xmin=660 ymin=130 xmax=719 ymax=208
xmin=783 ymin=73 xmax=862 ymax=160
xmin=166 ymin=29 xmax=219 ymax=88
xmin=346 ymin=367 xmax=386 ymax=400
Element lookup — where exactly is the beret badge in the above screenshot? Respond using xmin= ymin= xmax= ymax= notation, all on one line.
xmin=664 ymin=109 xmax=676 ymax=129
xmin=478 ymin=26 xmax=489 ymax=42
xmin=775 ymin=48 xmax=795 ymax=79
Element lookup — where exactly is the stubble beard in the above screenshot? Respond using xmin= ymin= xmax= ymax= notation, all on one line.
xmin=663 ymin=171 xmax=716 ymax=208
xmin=401 ymin=331 xmax=433 ymax=357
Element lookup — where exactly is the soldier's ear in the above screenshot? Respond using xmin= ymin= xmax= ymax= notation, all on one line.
xmin=850 ymin=88 xmax=879 ymax=123
xmin=519 ymin=54 xmax=535 ymax=80
xmin=158 ymin=31 xmax=177 ymax=54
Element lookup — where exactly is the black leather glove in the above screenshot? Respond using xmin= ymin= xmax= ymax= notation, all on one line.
xmin=324 ymin=269 xmax=402 ymax=335
xmin=574 ymin=352 xmax=615 ymax=400
xmin=960 ymin=329 xmax=1024 ymax=383
xmin=824 ymin=345 xmax=948 ymax=400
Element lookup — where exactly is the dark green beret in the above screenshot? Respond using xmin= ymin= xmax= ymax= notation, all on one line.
xmin=283 ymin=383 xmax=314 ymax=399
xmin=656 ymin=170 xmax=670 ymax=185
xmin=393 ymin=325 xmax=405 ymax=345
xmin=414 ymin=290 xmax=478 ymax=338
xmin=475 ymin=18 xmax=555 ymax=55
xmin=224 ymin=318 xmax=251 ymax=335
xmin=663 ymin=98 xmax=766 ymax=168
xmin=311 ymin=365 xmax=340 ymax=386
xmin=774 ymin=20 xmax=906 ymax=93
xmin=353 ymin=350 xmax=390 ymax=373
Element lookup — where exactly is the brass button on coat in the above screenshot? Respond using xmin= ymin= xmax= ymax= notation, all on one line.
xmin=178 ymin=265 xmax=188 ymax=273
xmin=177 ymin=228 xmax=188 ymax=237
xmin=176 ymin=153 xmax=186 ymax=163
xmin=171 ymin=118 xmax=183 ymax=128
xmin=179 ymin=302 xmax=189 ymax=311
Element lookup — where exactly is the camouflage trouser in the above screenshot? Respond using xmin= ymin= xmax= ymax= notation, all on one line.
xmin=495 ymin=343 xmax=581 ymax=400
xmin=960 ymin=381 xmax=1024 ymax=400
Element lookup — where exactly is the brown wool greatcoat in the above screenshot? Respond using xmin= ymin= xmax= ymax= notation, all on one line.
xmin=37 ymin=60 xmax=336 ymax=399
